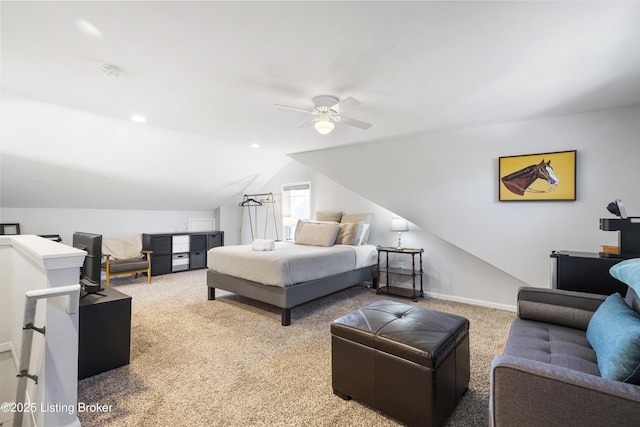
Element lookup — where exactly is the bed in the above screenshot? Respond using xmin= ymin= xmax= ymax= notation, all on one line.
xmin=206 ymin=217 xmax=378 ymax=325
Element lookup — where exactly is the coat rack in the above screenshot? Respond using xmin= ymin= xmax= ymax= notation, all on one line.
xmin=239 ymin=193 xmax=279 ymax=242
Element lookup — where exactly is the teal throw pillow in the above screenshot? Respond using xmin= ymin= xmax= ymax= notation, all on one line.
xmin=586 ymin=292 xmax=640 ymax=384
xmin=610 ymin=258 xmax=640 ymax=295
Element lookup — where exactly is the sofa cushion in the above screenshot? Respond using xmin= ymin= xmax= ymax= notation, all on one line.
xmin=586 ymin=292 xmax=640 ymax=384
xmin=103 ymin=258 xmax=148 ymax=274
xmin=518 ymin=300 xmax=595 ymax=331
xmin=503 ymin=318 xmax=599 ymax=376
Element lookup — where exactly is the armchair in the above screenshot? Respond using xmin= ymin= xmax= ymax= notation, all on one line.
xmin=101 ymin=234 xmax=152 ymax=286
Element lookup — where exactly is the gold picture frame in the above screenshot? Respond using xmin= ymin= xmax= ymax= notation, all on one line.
xmin=499 ymin=150 xmax=576 ymax=201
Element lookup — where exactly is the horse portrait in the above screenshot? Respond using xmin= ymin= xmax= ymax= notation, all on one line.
xmin=501 ymin=159 xmax=559 ymax=196
xmin=499 ymin=150 xmax=576 ymax=201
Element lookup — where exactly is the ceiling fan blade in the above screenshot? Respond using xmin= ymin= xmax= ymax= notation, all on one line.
xmin=273 ymin=104 xmax=313 ymax=114
xmin=331 ymin=97 xmax=361 ymax=113
xmin=337 ymin=115 xmax=372 ymax=129
xmin=297 ymin=117 xmax=318 ymax=129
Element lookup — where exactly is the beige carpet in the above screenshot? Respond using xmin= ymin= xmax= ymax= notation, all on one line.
xmin=78 ymin=270 xmax=515 ymax=426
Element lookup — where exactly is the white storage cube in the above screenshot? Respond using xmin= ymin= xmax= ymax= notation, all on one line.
xmin=172 ymin=253 xmax=189 ymax=272
xmin=172 ymin=235 xmax=190 ymax=253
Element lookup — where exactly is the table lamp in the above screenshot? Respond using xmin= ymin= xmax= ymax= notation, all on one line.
xmin=282 ymin=216 xmax=298 ymax=241
xmin=391 ymin=218 xmax=409 ymax=249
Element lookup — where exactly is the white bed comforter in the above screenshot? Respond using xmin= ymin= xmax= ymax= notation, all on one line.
xmin=207 ymin=242 xmax=378 ymax=287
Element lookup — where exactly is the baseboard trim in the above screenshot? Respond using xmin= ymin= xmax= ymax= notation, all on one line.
xmin=426 ymin=292 xmax=516 ymax=312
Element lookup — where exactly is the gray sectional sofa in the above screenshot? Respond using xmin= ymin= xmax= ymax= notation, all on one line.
xmin=490 ymin=258 xmax=640 ymax=427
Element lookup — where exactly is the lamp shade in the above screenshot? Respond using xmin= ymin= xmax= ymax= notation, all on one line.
xmin=391 ymin=218 xmax=409 ymax=232
xmin=314 ymin=118 xmax=334 ymax=135
xmin=282 ymin=216 xmax=298 ymax=228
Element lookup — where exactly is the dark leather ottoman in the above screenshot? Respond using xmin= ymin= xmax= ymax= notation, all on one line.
xmin=331 ymin=300 xmax=470 ymax=427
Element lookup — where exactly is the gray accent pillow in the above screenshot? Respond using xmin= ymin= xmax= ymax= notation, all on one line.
xmin=335 ymin=222 xmax=365 ymax=246
xmin=341 ymin=213 xmax=373 ymax=244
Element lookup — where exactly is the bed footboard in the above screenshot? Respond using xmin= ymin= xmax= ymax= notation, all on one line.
xmin=207 ymin=265 xmax=377 ymax=325
xmin=208 ymin=284 xmax=297 ymax=326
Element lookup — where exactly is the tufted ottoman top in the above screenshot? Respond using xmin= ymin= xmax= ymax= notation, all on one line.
xmin=331 ymin=300 xmax=469 ymax=369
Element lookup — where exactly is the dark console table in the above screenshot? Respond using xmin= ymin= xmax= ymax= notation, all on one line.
xmin=550 ymin=251 xmax=628 ymax=297
xmin=78 ymin=287 xmax=131 ymax=380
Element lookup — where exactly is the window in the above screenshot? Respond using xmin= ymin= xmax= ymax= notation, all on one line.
xmin=281 ymin=182 xmax=310 ymax=240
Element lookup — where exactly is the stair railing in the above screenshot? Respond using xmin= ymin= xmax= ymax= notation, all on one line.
xmin=13 ymin=284 xmax=81 ymax=427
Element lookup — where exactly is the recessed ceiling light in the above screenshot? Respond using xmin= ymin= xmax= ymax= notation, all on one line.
xmin=250 ymin=143 xmax=260 ymax=148
xmin=77 ymin=19 xmax=103 ymax=38
xmin=131 ymin=115 xmax=146 ymax=123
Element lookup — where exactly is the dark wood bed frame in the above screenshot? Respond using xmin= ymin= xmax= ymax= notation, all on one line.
xmin=207 ymin=265 xmax=378 ymax=326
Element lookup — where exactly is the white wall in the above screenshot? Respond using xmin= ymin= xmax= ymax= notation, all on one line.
xmin=217 ymin=161 xmax=318 ymax=245
xmin=3 ymin=105 xmax=637 ymax=310
xmin=258 ymin=161 xmax=525 ymax=309
xmin=215 ymin=205 xmax=242 ymax=246
xmin=315 ymin=173 xmax=526 ymax=309
xmin=290 ymin=105 xmax=640 ymax=301
xmin=0 ymin=208 xmax=216 ymax=245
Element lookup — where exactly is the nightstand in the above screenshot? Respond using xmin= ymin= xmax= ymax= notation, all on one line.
xmin=376 ymin=246 xmax=424 ymax=301
xmin=78 ymin=287 xmax=131 ymax=379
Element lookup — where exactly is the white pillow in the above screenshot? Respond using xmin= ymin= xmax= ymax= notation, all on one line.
xmin=295 ymin=219 xmax=339 ymax=241
xmin=357 ymin=224 xmax=370 ymax=245
xmin=295 ymin=222 xmax=340 ymax=247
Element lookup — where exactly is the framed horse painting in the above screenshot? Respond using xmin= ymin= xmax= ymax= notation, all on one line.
xmin=499 ymin=150 xmax=576 ymax=201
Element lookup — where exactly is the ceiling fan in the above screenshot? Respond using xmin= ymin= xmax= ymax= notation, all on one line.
xmin=273 ymin=95 xmax=372 ymax=135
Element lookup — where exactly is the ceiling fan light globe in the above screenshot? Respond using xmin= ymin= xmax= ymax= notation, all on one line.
xmin=314 ymin=120 xmax=334 ymax=135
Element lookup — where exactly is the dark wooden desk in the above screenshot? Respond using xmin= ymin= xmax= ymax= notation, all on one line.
xmin=550 ymin=251 xmax=628 ymax=296
xmin=78 ymin=286 xmax=131 ymax=380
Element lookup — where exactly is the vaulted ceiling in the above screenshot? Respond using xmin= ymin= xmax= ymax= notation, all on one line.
xmin=2 ymin=1 xmax=639 ymax=210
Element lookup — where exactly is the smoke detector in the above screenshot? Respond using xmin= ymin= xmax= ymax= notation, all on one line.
xmin=99 ymin=64 xmax=122 ymax=77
